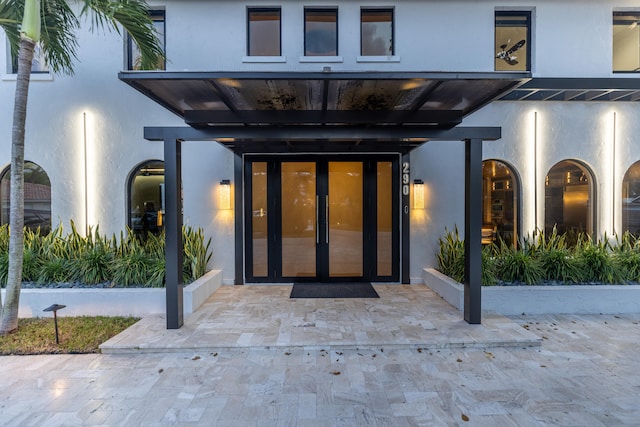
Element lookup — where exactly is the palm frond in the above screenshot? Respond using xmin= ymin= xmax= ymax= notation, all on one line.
xmin=39 ymin=0 xmax=80 ymax=75
xmin=0 ymin=0 xmax=20 ymax=59
xmin=80 ymin=0 xmax=163 ymax=70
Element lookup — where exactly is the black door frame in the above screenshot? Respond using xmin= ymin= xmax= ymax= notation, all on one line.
xmin=244 ymin=154 xmax=400 ymax=283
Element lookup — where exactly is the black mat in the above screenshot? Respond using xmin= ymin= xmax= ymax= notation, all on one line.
xmin=290 ymin=282 xmax=379 ymax=298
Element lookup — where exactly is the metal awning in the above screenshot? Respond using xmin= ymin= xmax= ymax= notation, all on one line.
xmin=119 ymin=71 xmax=529 ymax=151
xmin=498 ymin=77 xmax=640 ymax=102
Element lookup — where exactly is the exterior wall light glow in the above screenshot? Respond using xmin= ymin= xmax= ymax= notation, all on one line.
xmin=413 ymin=179 xmax=425 ymax=209
xmin=219 ymin=179 xmax=232 ymax=210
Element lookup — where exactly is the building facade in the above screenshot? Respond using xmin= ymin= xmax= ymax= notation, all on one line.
xmin=2 ymin=1 xmax=640 ymax=311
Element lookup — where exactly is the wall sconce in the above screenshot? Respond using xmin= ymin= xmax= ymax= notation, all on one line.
xmin=219 ymin=179 xmax=232 ymax=210
xmin=413 ymin=179 xmax=425 ymax=209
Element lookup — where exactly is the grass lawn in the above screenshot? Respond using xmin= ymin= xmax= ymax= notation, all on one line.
xmin=0 ymin=316 xmax=139 ymax=355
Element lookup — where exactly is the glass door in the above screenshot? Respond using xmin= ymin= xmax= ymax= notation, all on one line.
xmin=245 ymin=156 xmax=398 ymax=282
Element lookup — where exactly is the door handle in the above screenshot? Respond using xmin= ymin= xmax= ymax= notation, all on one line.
xmin=316 ymin=195 xmax=319 ymax=244
xmin=325 ymin=195 xmax=329 ymax=244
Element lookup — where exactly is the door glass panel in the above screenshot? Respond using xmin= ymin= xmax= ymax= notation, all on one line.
xmin=252 ymin=162 xmax=268 ymax=277
xmin=377 ymin=162 xmax=393 ymax=276
xmin=329 ymin=162 xmax=363 ymax=277
xmin=282 ymin=162 xmax=317 ymax=277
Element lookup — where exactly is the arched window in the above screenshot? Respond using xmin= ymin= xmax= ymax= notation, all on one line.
xmin=545 ymin=160 xmax=594 ymax=238
xmin=128 ymin=160 xmax=165 ymax=236
xmin=482 ymin=160 xmax=519 ymax=245
xmin=0 ymin=161 xmax=52 ymax=233
xmin=622 ymin=161 xmax=640 ymax=235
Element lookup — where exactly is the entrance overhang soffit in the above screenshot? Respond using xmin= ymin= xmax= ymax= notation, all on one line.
xmin=119 ymin=71 xmax=530 ymax=144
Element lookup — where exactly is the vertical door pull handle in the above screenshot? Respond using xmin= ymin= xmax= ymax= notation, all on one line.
xmin=325 ymin=195 xmax=329 ymax=244
xmin=316 ymin=195 xmax=319 ymax=244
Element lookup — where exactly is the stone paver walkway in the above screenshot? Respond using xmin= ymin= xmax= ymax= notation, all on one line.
xmin=1 ymin=284 xmax=639 ymax=425
xmin=100 ymin=284 xmax=540 ymax=353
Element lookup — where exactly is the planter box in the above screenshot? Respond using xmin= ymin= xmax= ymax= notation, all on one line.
xmin=0 ymin=270 xmax=222 ymax=318
xmin=424 ymin=268 xmax=640 ymax=315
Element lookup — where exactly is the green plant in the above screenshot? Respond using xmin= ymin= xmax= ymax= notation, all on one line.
xmin=574 ymin=236 xmax=622 ymax=284
xmin=111 ymin=248 xmax=153 ymax=287
xmin=182 ymin=225 xmax=212 ymax=283
xmin=494 ymin=240 xmax=543 ymax=285
xmin=436 ymin=227 xmax=464 ymax=283
xmin=37 ymin=257 xmax=73 ymax=284
xmin=538 ymin=248 xmax=583 ymax=283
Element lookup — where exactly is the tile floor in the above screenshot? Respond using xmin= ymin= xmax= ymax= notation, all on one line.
xmin=0 ymin=284 xmax=639 ymax=426
xmin=99 ymin=284 xmax=540 ymax=354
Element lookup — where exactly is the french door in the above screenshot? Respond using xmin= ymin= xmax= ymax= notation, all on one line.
xmin=245 ymin=156 xmax=399 ymax=282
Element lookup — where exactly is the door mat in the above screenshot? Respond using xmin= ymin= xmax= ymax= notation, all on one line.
xmin=290 ymin=283 xmax=379 ymax=298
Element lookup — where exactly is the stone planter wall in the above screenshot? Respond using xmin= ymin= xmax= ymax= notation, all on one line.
xmin=424 ymin=268 xmax=640 ymax=315
xmin=0 ymin=270 xmax=222 ymax=318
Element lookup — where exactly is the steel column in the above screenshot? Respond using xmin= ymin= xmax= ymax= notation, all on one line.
xmin=164 ymin=138 xmax=183 ymax=329
xmin=234 ymin=153 xmax=243 ymax=285
xmin=464 ymin=138 xmax=482 ymax=324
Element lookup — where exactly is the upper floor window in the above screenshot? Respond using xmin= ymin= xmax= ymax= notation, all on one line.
xmin=361 ymin=8 xmax=394 ymax=56
xmin=10 ymin=43 xmax=49 ymax=74
xmin=613 ymin=12 xmax=640 ymax=72
xmin=127 ymin=10 xmax=165 ymax=70
xmin=495 ymin=11 xmax=531 ymax=71
xmin=247 ymin=8 xmax=281 ymax=56
xmin=305 ymin=8 xmax=338 ymax=56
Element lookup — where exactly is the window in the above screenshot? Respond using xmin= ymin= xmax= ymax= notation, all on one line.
xmin=127 ymin=10 xmax=165 ymax=70
xmin=10 ymin=43 xmax=49 ymax=74
xmin=0 ymin=161 xmax=52 ymax=233
xmin=545 ymin=160 xmax=594 ymax=239
xmin=495 ymin=11 xmax=531 ymax=71
xmin=128 ymin=160 xmax=165 ymax=237
xmin=482 ymin=160 xmax=519 ymax=246
xmin=305 ymin=8 xmax=338 ymax=56
xmin=361 ymin=8 xmax=394 ymax=56
xmin=248 ymin=8 xmax=281 ymax=56
xmin=613 ymin=12 xmax=640 ymax=72
xmin=622 ymin=161 xmax=640 ymax=235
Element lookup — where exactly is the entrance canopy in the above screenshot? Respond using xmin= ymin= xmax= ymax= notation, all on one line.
xmin=119 ymin=71 xmax=529 ymax=152
xmin=118 ymin=70 xmax=530 ymax=329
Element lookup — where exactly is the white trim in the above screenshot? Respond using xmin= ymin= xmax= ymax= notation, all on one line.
xmin=242 ymin=56 xmax=287 ymax=63
xmin=356 ymin=55 xmax=400 ymax=63
xmin=299 ymin=56 xmax=343 ymax=63
xmin=2 ymin=73 xmax=53 ymax=81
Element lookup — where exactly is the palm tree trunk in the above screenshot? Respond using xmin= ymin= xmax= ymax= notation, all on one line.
xmin=0 ymin=38 xmax=34 ymax=335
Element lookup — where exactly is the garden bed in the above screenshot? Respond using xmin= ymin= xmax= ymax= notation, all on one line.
xmin=424 ymin=268 xmax=640 ymax=315
xmin=0 ymin=270 xmax=222 ymax=318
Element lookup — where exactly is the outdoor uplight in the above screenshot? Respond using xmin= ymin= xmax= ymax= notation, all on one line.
xmin=43 ymin=304 xmax=66 ymax=344
xmin=413 ymin=179 xmax=425 ymax=209
xmin=219 ymin=179 xmax=232 ymax=210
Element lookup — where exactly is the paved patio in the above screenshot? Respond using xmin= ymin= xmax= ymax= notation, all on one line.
xmin=1 ymin=307 xmax=638 ymax=425
xmin=100 ymin=284 xmax=541 ymax=354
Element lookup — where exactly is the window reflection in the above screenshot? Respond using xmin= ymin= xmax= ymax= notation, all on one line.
xmin=129 ymin=160 xmax=164 ymax=237
xmin=613 ymin=12 xmax=640 ymax=72
xmin=11 ymin=43 xmax=49 ymax=74
xmin=361 ymin=9 xmax=394 ymax=56
xmin=482 ymin=160 xmax=518 ymax=245
xmin=495 ymin=11 xmax=531 ymax=71
xmin=0 ymin=161 xmax=52 ymax=233
xmin=127 ymin=10 xmax=165 ymax=70
xmin=305 ymin=8 xmax=338 ymax=56
xmin=622 ymin=161 xmax=640 ymax=235
xmin=545 ymin=160 xmax=593 ymax=238
xmin=248 ymin=8 xmax=281 ymax=56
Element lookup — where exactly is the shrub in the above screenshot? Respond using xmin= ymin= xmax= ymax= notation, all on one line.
xmin=576 ymin=237 xmax=623 ymax=284
xmin=437 ymin=227 xmax=464 ymax=283
xmin=494 ymin=241 xmax=543 ymax=285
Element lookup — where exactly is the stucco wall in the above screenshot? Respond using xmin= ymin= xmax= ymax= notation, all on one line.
xmin=1 ymin=0 xmax=640 ymax=284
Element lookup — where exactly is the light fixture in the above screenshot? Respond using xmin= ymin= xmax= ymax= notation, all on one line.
xmin=219 ymin=179 xmax=232 ymax=210
xmin=413 ymin=179 xmax=425 ymax=209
